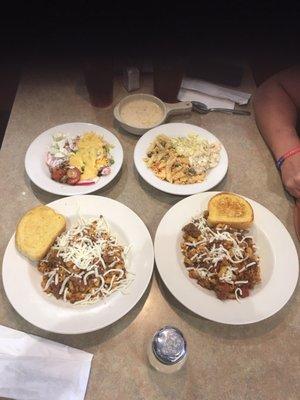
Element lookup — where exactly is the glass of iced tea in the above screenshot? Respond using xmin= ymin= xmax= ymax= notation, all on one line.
xmin=153 ymin=55 xmax=184 ymax=103
xmin=83 ymin=54 xmax=114 ymax=108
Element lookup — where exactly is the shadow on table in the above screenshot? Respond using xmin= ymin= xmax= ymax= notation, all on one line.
xmin=50 ymin=276 xmax=153 ymax=349
xmin=133 ymin=167 xmax=183 ymax=207
xmin=147 ymin=358 xmax=189 ymax=399
xmin=133 ymin=156 xmax=229 ymax=208
xmin=243 ymin=116 xmax=290 ymax=205
xmin=112 ymin=120 xmax=139 ymax=140
xmin=154 ymin=268 xmax=296 ymax=341
xmin=232 ymin=126 xmax=298 ymax=241
xmin=5 ymin=274 xmax=153 ymax=351
xmin=74 ymin=73 xmax=90 ymax=105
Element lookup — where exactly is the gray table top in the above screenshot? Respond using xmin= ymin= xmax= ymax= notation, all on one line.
xmin=0 ymin=66 xmax=299 ymax=400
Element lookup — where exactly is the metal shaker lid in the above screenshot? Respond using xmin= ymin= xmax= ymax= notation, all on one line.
xmin=152 ymin=326 xmax=187 ymax=365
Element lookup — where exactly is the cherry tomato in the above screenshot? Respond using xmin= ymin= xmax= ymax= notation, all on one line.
xmin=51 ymin=167 xmax=66 ymax=182
xmin=66 ymin=167 xmax=81 ymax=185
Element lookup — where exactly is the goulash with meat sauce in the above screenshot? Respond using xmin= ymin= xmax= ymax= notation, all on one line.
xmin=38 ymin=216 xmax=132 ymax=305
xmin=181 ymin=211 xmax=261 ymax=301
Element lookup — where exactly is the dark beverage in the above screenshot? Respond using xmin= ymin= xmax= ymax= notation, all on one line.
xmin=83 ymin=55 xmax=114 ymax=108
xmin=153 ymin=56 xmax=184 ymax=103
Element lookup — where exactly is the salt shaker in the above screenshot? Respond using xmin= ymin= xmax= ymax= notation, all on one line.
xmin=147 ymin=326 xmax=187 ymax=373
xmin=123 ymin=67 xmax=140 ymax=92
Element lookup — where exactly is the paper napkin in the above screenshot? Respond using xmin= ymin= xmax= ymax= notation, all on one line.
xmin=0 ymin=325 xmax=93 ymax=400
xmin=178 ymin=77 xmax=252 ymax=110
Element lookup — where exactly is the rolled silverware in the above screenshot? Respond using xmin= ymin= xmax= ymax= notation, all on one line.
xmin=192 ymin=101 xmax=251 ymax=115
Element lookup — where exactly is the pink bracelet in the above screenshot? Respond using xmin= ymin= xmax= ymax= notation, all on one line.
xmin=276 ymin=147 xmax=300 ymax=169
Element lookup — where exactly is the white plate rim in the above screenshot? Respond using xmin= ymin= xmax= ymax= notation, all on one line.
xmin=154 ymin=191 xmax=299 ymax=325
xmin=2 ymin=195 xmax=154 ymax=334
xmin=134 ymin=122 xmax=228 ymax=195
xmin=25 ymin=122 xmax=124 ymax=196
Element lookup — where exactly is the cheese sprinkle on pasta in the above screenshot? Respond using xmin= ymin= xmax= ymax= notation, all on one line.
xmin=144 ymin=134 xmax=221 ymax=185
xmin=38 ymin=216 xmax=133 ymax=305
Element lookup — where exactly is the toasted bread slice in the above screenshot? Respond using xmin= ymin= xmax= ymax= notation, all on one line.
xmin=207 ymin=192 xmax=253 ymax=229
xmin=16 ymin=205 xmax=66 ymax=261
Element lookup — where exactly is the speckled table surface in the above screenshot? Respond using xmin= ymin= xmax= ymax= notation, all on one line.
xmin=0 ymin=66 xmax=299 ymax=400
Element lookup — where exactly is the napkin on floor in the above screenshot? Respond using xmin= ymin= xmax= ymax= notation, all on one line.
xmin=0 ymin=325 xmax=93 ymax=400
xmin=178 ymin=77 xmax=251 ymax=110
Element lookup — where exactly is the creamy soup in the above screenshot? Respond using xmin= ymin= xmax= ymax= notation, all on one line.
xmin=120 ymin=99 xmax=164 ymax=128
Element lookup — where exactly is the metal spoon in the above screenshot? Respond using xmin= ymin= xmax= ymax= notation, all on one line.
xmin=192 ymin=101 xmax=251 ymax=116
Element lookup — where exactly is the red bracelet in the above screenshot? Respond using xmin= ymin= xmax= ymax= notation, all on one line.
xmin=276 ymin=147 xmax=300 ymax=169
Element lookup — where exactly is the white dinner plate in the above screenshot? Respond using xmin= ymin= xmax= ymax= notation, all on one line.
xmin=25 ymin=122 xmax=123 ymax=196
xmin=2 ymin=196 xmax=154 ymax=334
xmin=134 ymin=123 xmax=228 ymax=195
xmin=154 ymin=192 xmax=299 ymax=325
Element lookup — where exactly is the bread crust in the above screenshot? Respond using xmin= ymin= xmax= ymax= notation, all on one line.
xmin=207 ymin=192 xmax=254 ymax=229
xmin=15 ymin=205 xmax=66 ymax=261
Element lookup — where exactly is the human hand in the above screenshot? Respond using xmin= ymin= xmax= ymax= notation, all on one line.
xmin=281 ymin=153 xmax=300 ymax=198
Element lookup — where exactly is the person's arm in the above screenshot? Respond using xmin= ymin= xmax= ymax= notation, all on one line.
xmin=253 ymin=66 xmax=300 ymax=198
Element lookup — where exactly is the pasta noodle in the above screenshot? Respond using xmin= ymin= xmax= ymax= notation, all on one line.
xmin=144 ymin=134 xmax=220 ymax=185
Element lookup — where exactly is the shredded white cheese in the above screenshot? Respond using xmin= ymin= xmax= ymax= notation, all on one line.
xmin=42 ymin=216 xmax=133 ymax=305
xmin=182 ymin=213 xmax=260 ymax=301
xmin=235 ymin=288 xmax=243 ymax=302
xmin=171 ymin=134 xmax=221 ymax=174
